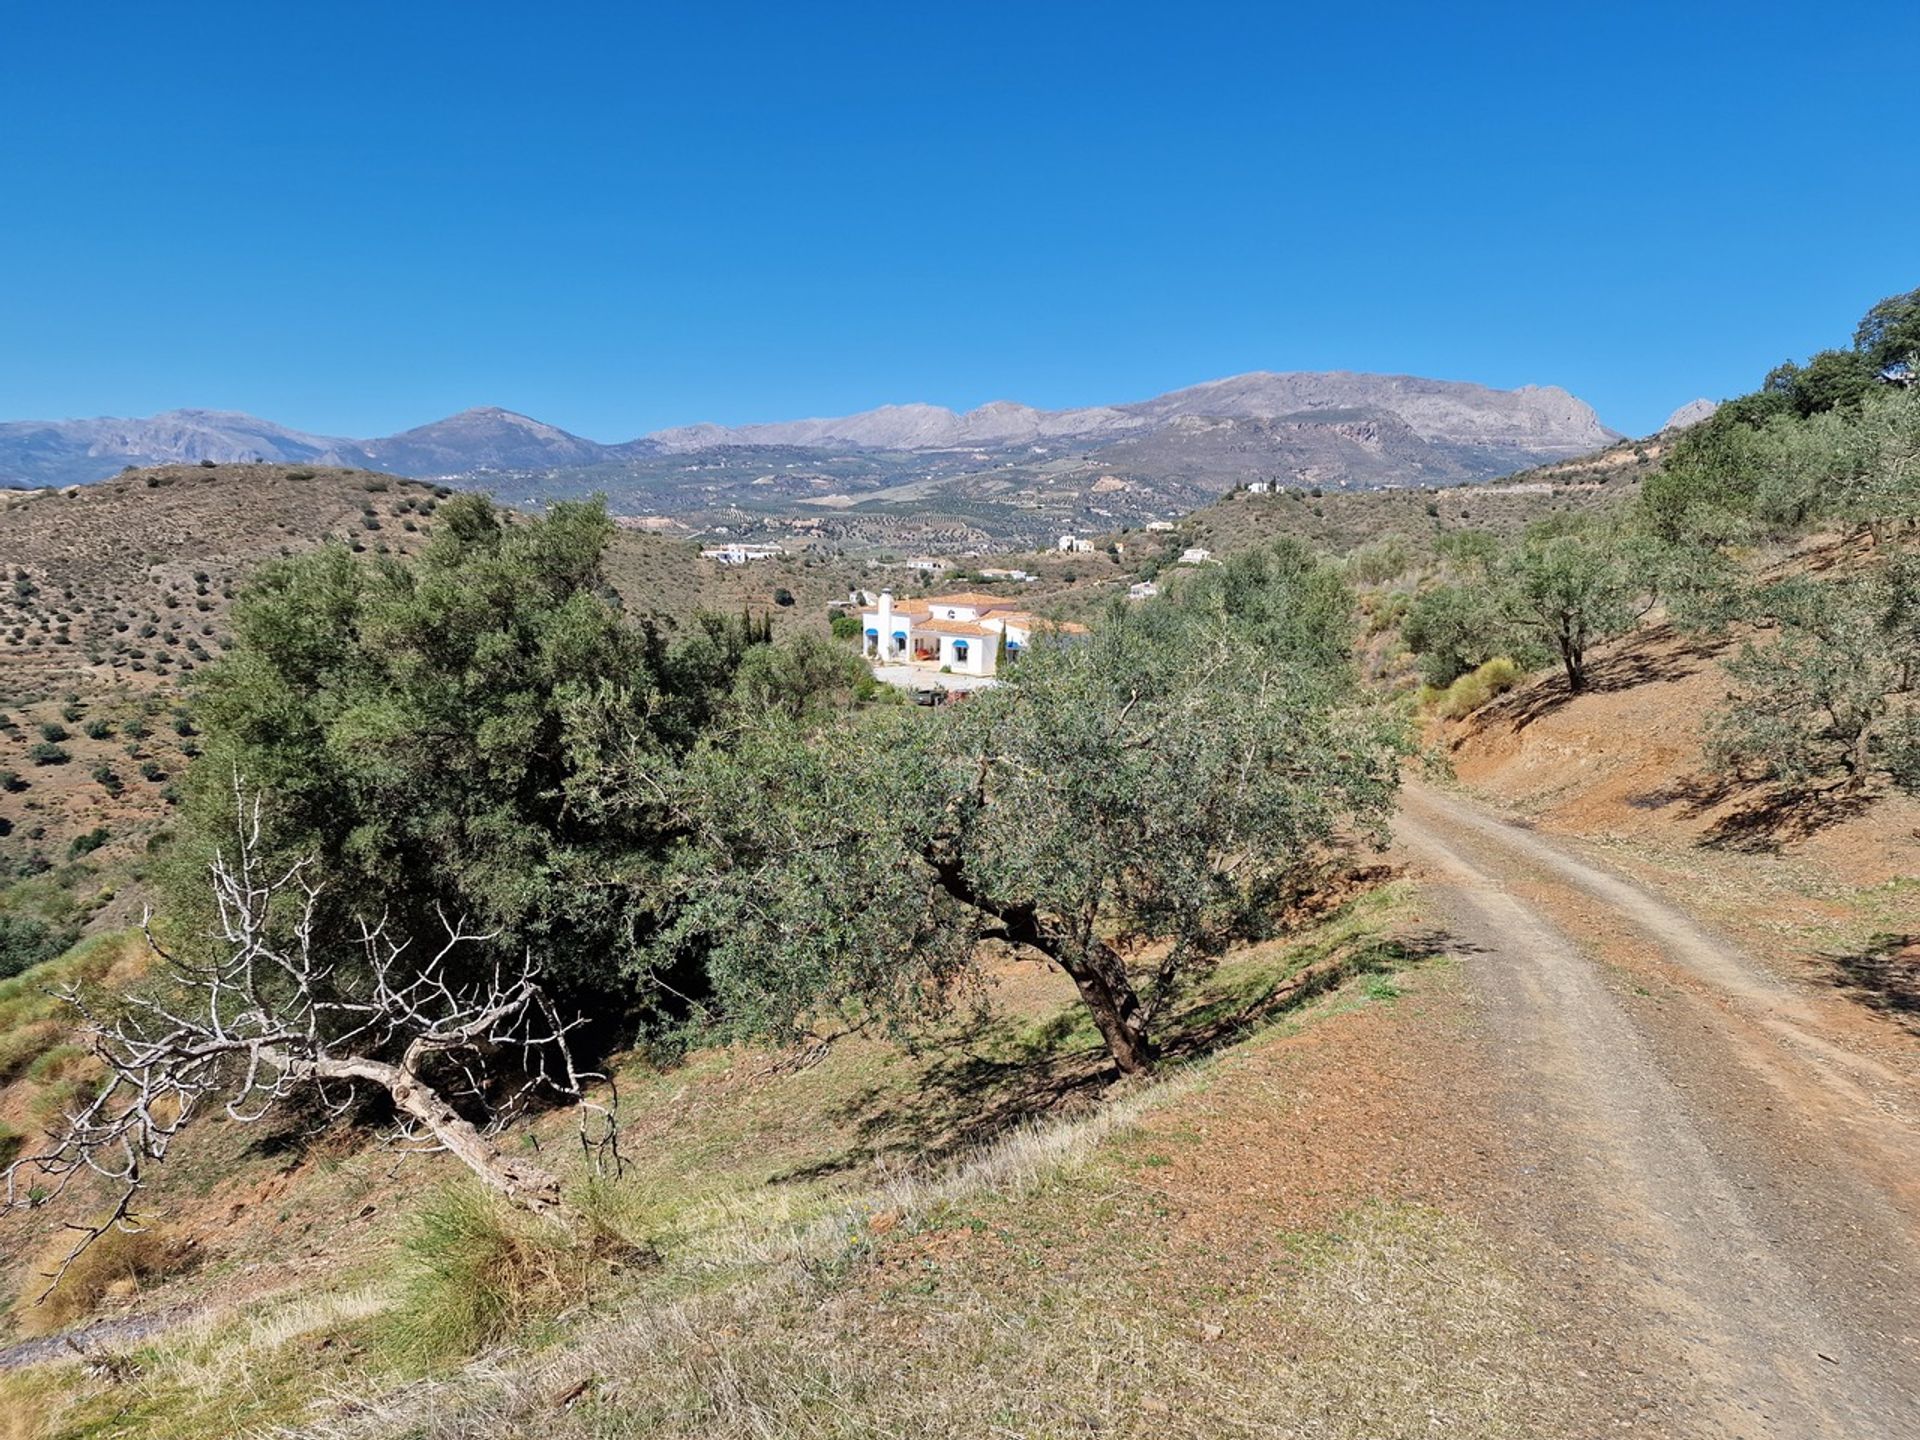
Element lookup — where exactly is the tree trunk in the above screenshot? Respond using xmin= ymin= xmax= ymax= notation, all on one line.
xmin=922 ymin=842 xmax=1157 ymax=1075
xmin=1561 ymin=643 xmax=1585 ymax=693
xmin=311 ymin=1053 xmax=566 ymax=1217
xmin=1056 ymin=938 xmax=1158 ymax=1076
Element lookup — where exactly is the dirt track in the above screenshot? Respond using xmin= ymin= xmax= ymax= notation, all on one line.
xmin=1398 ymin=781 xmax=1920 ymax=1440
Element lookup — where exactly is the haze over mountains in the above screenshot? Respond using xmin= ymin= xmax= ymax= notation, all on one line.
xmin=0 ymin=371 xmax=1624 ymax=549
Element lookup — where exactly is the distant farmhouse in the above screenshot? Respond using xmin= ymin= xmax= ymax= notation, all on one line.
xmin=700 ymin=542 xmax=783 ymax=565
xmin=857 ymin=590 xmax=1086 ymax=680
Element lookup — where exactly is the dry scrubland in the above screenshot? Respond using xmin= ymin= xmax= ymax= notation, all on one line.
xmin=0 ymin=884 xmax=1627 ymax=1440
xmin=3 ymin=442 xmax=1916 ymax=1438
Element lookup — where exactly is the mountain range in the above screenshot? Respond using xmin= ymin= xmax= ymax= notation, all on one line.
xmin=0 ymin=372 xmax=1625 ymax=549
xmin=0 ymin=372 xmax=1617 ymax=485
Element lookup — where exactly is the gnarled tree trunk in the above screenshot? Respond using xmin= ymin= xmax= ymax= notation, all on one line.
xmin=308 ymin=1050 xmax=566 ymax=1217
xmin=1054 ymin=938 xmax=1157 ymax=1076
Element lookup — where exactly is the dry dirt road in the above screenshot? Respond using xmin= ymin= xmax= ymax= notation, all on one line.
xmin=1397 ymin=781 xmax=1920 ymax=1440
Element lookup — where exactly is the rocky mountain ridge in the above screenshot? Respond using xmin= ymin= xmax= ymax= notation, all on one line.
xmin=1 ymin=371 xmax=1619 ymax=489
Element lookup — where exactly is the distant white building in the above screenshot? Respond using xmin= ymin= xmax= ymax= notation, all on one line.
xmin=1127 ymin=581 xmax=1159 ymax=601
xmin=1246 ymin=481 xmax=1271 ymax=494
xmin=1056 ymin=534 xmax=1094 ymax=553
xmin=1144 ymin=520 xmax=1175 ymax=532
xmin=700 ymin=543 xmax=783 ymax=565
xmin=856 ymin=590 xmax=1087 ymax=679
xmin=978 ymin=567 xmax=1036 ymax=582
xmin=1178 ymin=547 xmax=1213 ymax=565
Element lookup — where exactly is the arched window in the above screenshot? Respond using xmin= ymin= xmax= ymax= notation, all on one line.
xmin=953 ymin=640 xmax=969 ymax=661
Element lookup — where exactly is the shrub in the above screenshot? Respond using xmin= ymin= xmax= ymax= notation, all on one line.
xmin=60 ymin=703 xmax=83 ymax=723
xmin=0 ymin=916 xmax=77 ymax=980
xmin=383 ymin=1186 xmax=643 ymax=1362
xmin=1434 ymin=657 xmax=1525 ymax=720
xmin=89 ymin=764 xmax=123 ymax=796
xmin=69 ymin=825 xmax=111 ymax=857
xmin=0 ymin=768 xmax=21 ymax=792
xmin=38 ymin=722 xmax=68 ymax=743
xmin=83 ymin=718 xmax=112 ymax=739
xmin=27 ymin=742 xmax=70 ymax=766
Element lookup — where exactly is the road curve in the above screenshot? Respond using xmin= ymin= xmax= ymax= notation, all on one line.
xmin=1397 ymin=781 xmax=1920 ymax=1440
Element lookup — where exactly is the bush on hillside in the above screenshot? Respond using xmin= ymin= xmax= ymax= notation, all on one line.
xmin=1433 ymin=657 xmax=1524 ymax=720
xmin=0 ymin=915 xmax=78 ymax=981
xmin=382 ymin=1186 xmax=646 ymax=1362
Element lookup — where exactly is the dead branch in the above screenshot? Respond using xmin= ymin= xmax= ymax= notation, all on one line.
xmin=3 ymin=774 xmax=621 ymax=1294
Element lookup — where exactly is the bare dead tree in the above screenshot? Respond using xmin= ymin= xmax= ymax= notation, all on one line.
xmin=3 ymin=778 xmax=620 ymax=1294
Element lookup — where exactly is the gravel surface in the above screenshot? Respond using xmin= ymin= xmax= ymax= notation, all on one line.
xmin=1399 ymin=781 xmax=1920 ymax=1439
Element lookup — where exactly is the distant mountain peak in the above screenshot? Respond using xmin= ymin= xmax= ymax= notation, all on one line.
xmin=1661 ymin=398 xmax=1718 ymax=432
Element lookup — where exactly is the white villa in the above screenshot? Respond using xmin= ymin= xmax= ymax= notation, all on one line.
xmin=856 ymin=590 xmax=1086 ymax=679
xmin=700 ymin=542 xmax=783 ymax=565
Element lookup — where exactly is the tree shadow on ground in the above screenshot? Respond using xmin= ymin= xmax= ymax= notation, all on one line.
xmin=1813 ymin=935 xmax=1920 ymax=1036
xmin=1623 ymin=771 xmax=1882 ymax=853
xmin=773 ymin=926 xmax=1460 ymax=1184
xmin=1483 ymin=626 xmax=1735 ymax=736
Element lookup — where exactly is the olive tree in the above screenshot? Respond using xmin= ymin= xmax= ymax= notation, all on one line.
xmin=1493 ymin=523 xmax=1660 ymax=692
xmin=662 ymin=543 xmax=1403 ymax=1075
xmin=172 ymin=495 xmax=767 ymax=1018
xmin=1707 ymin=563 xmax=1920 ymax=791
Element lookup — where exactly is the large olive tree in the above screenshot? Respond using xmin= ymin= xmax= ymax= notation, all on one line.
xmin=662 ymin=543 xmax=1403 ymax=1075
xmin=171 ymin=495 xmax=765 ymax=1016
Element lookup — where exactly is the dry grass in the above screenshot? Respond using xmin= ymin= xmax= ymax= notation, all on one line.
xmin=11 ymin=1219 xmax=188 ymax=1336
xmin=0 ymin=888 xmax=1515 ymax=1439
xmin=293 ymin=1202 xmax=1567 ymax=1440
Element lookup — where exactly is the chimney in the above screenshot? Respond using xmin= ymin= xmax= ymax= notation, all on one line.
xmin=878 ymin=590 xmax=894 ymax=642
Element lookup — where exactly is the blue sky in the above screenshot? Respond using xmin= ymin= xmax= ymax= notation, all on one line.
xmin=1 ymin=2 xmax=1914 ymax=440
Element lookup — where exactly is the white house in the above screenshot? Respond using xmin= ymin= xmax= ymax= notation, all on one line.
xmin=700 ymin=542 xmax=783 ymax=565
xmin=1127 ymin=581 xmax=1159 ymax=601
xmin=1144 ymin=520 xmax=1175 ymax=532
xmin=855 ymin=590 xmax=1086 ymax=679
xmin=1056 ymin=534 xmax=1093 ymax=553
xmin=1178 ymin=547 xmax=1213 ymax=565
xmin=1246 ymin=480 xmax=1271 ymax=494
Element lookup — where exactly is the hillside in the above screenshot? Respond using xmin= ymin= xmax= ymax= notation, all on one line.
xmin=1430 ymin=607 xmax=1920 ymax=1027
xmin=0 ymin=465 xmax=880 ymax=944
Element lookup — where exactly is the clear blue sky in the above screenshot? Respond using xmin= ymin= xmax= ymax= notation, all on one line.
xmin=2 ymin=2 xmax=1914 ymax=440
